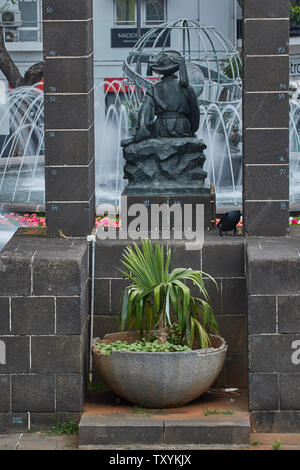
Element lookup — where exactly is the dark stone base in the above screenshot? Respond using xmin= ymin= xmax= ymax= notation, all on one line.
xmin=121 ymin=189 xmax=216 ymax=231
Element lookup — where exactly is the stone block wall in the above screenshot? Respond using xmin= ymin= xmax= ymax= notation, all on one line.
xmin=247 ymin=238 xmax=300 ymax=432
xmin=93 ymin=233 xmax=248 ymax=389
xmin=0 ymin=230 xmax=89 ymax=432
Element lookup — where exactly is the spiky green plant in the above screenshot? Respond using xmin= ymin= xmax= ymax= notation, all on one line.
xmin=120 ymin=239 xmax=219 ymax=349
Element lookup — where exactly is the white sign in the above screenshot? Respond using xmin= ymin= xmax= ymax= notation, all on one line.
xmin=290 ymin=55 xmax=300 ymax=76
xmin=0 ymin=79 xmax=9 ymax=136
xmin=0 ymin=340 xmax=6 ymax=365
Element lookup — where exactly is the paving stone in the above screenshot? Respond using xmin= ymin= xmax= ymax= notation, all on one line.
xmin=244 ymin=165 xmax=289 ymax=201
xmin=93 ymin=315 xmax=120 ymax=340
xmin=46 ymin=200 xmax=95 ymax=238
xmin=249 ymin=373 xmax=279 ymax=411
xmin=248 ymin=296 xmax=276 ymax=334
xmin=11 ymin=297 xmax=55 ymax=335
xmin=222 ymin=353 xmax=248 ymax=388
xmin=95 ymin=239 xmax=133 ymax=278
xmin=45 ymin=164 xmax=95 ymax=203
xmin=111 ymin=279 xmax=131 ymax=315
xmin=0 ymin=433 xmax=20 ymax=450
xmin=44 ymin=55 xmax=93 ymax=94
xmin=12 ymin=375 xmax=55 ymax=412
xmin=30 ymin=412 xmax=81 ymax=431
xmin=56 ymin=375 xmax=83 ymax=412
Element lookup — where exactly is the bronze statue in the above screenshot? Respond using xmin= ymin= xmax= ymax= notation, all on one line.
xmin=134 ymin=50 xmax=200 ymax=142
xmin=122 ymin=51 xmax=209 ymax=194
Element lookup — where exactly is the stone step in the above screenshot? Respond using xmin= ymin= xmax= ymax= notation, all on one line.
xmin=78 ymin=390 xmax=251 ymax=448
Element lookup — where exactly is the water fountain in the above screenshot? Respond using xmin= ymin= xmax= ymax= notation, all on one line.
xmin=0 ymin=19 xmax=300 ymax=213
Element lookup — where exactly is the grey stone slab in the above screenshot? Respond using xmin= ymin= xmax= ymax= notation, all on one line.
xmin=56 ymin=296 xmax=83 ymax=335
xmin=249 ymin=373 xmax=279 ymax=411
xmin=222 ymin=278 xmax=247 ymax=314
xmin=278 ymin=296 xmax=300 ymax=333
xmin=168 ymin=241 xmax=201 ymax=271
xmin=244 ymin=128 xmax=289 ymax=165
xmin=12 ymin=374 xmax=55 ymax=412
xmin=0 ymin=413 xmax=28 ymax=433
xmin=243 ymin=19 xmax=289 ymax=56
xmin=56 ymin=374 xmax=83 ymax=412
xmin=243 ymin=0 xmax=290 ymax=19
xmin=222 ymin=353 xmax=248 ymax=388
xmin=94 ymin=279 xmax=110 ymax=316
xmin=45 ymin=55 xmax=94 ymax=94
xmin=93 ymin=315 xmax=120 ymax=340
xmin=0 ymin=375 xmax=10 ymax=412
xmin=0 ymin=298 xmax=9 ymax=334
xmin=244 ymin=201 xmax=289 ymax=237
xmin=164 ymin=419 xmax=250 ymax=445
xmin=32 ymin=239 xmax=88 ymax=296
xmin=244 ymin=55 xmax=289 ymax=92
xmin=79 ymin=414 xmax=164 ymax=446
xmin=247 ymin=239 xmax=300 ymax=294
xmin=251 ymin=411 xmax=300 ymax=433
xmin=0 ymin=252 xmax=31 ymax=296
xmin=0 ymin=336 xmax=30 ymax=374
xmin=18 ymin=432 xmax=78 ymax=450
xmin=31 ymin=336 xmax=82 ymax=374
xmin=45 ymin=126 xmax=94 ymax=166
xmin=44 ymin=90 xmax=94 ymax=130
xmin=202 ymin=238 xmax=245 ymax=278
xmin=244 ymin=165 xmax=289 ymax=201
xmin=280 ymin=374 xmax=300 ymax=410
xmin=11 ymin=297 xmax=55 ymax=335
xmin=248 ymin=296 xmax=276 ymax=334
xmin=244 ymin=92 xmax=289 ymax=129
xmin=46 ymin=199 xmax=95 ymax=238
xmin=95 ymin=239 xmax=133 ymax=278
xmin=43 ymin=20 xmax=93 ymax=57
xmin=217 ymin=315 xmax=246 ymax=353
xmin=249 ymin=334 xmax=300 ymax=373
xmin=43 ymin=0 xmax=93 ymax=21
xmin=45 ymin=163 xmax=95 ymax=203
xmin=189 ymin=277 xmax=221 ymax=315
xmin=111 ymin=279 xmax=131 ymax=315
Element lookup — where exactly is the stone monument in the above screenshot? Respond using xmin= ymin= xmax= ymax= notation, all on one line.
xmin=121 ymin=51 xmax=215 ymax=231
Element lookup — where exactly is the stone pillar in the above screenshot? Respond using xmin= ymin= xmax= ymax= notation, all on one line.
xmin=43 ymin=0 xmax=95 ymax=237
xmin=242 ymin=0 xmax=290 ymax=236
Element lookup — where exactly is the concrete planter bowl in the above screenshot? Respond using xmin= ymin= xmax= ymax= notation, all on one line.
xmin=92 ymin=331 xmax=227 ymax=408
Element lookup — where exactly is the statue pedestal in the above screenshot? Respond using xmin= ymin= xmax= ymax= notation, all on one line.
xmin=121 ymin=188 xmax=216 ymax=233
xmin=121 ymin=137 xmax=215 ymax=233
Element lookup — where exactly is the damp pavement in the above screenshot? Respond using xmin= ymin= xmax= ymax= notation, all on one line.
xmin=0 ymin=432 xmax=300 ymax=450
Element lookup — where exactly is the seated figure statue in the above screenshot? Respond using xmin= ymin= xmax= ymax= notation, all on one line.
xmin=122 ymin=50 xmax=208 ymax=194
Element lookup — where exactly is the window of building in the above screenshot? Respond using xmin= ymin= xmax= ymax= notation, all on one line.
xmin=18 ymin=0 xmax=41 ymax=41
xmin=145 ymin=0 xmax=166 ymax=25
xmin=115 ymin=0 xmax=135 ymax=26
